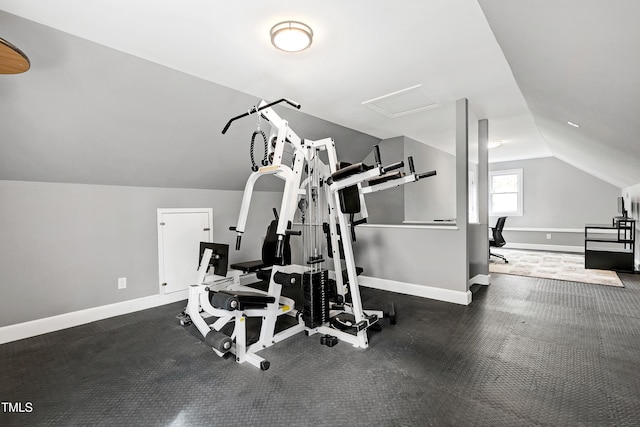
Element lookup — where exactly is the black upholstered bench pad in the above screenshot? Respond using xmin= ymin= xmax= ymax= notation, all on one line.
xmin=331 ymin=162 xmax=373 ymax=182
xmin=230 ymin=260 xmax=266 ymax=272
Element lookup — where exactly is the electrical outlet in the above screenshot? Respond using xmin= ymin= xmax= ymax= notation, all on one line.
xmin=118 ymin=277 xmax=127 ymax=289
xmin=546 ymin=233 xmax=552 ymax=240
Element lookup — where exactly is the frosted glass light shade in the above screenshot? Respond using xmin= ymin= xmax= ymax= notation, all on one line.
xmin=270 ymin=21 xmax=313 ymax=52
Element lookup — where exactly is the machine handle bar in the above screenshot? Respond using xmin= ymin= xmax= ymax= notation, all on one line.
xmin=352 ymin=218 xmax=368 ymax=226
xmin=285 ymin=230 xmax=302 ymax=236
xmin=418 ymin=170 xmax=437 ymax=180
xmin=373 ymin=145 xmax=381 ymax=165
xmin=383 ymin=161 xmax=404 ymax=174
xmin=221 ymin=98 xmax=301 ymax=134
xmin=408 ymin=156 xmax=415 ymax=174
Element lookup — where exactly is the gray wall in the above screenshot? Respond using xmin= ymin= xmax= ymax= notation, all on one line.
xmin=359 ymin=135 xmax=457 ymax=225
xmin=0 ymin=11 xmax=380 ymax=193
xmin=353 ymin=226 xmax=468 ymax=293
xmin=353 ymin=99 xmax=475 ymax=299
xmin=469 ymin=119 xmax=489 ymax=279
xmin=0 ymin=12 xmax=385 ymax=329
xmin=0 ymin=180 xmax=281 ymax=327
xmin=469 ymin=223 xmax=488 ymax=277
xmin=489 ymin=156 xmax=621 ymax=248
xmin=360 ymin=137 xmax=405 ymax=224
xmin=404 ymin=137 xmax=457 ymax=222
xmin=622 ymin=182 xmax=640 ymax=269
xmin=454 ymin=99 xmax=470 ymax=285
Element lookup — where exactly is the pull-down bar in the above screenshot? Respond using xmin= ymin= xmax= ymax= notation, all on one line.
xmin=221 ymin=98 xmax=301 ymax=134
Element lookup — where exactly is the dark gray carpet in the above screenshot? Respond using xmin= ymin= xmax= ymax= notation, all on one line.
xmin=1 ymin=272 xmax=640 ymax=426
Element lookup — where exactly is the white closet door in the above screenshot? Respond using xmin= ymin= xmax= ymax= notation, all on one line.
xmin=158 ymin=208 xmax=213 ymax=294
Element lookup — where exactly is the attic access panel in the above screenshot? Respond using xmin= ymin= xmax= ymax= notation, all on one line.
xmin=362 ymin=84 xmax=441 ymax=118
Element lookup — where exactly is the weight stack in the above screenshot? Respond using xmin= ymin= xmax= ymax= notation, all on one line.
xmin=302 ymin=270 xmax=329 ymax=328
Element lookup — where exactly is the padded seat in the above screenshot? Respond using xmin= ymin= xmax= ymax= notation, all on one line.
xmin=230 ymin=215 xmax=292 ymax=274
xmin=230 ymin=260 xmax=267 ymax=273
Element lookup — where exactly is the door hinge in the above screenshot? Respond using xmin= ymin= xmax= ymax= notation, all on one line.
xmin=203 ymin=228 xmax=211 ymax=231
xmin=161 ymin=282 xmax=167 ymax=287
xmin=160 ymin=222 xmax=165 ymax=226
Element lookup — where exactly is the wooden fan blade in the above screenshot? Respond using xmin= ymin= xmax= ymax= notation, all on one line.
xmin=0 ymin=38 xmax=31 ymax=74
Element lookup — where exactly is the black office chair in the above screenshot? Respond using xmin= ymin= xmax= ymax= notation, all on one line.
xmin=489 ymin=216 xmax=508 ymax=263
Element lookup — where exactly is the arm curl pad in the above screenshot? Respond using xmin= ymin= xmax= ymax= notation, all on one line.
xmin=273 ymin=272 xmax=302 ymax=287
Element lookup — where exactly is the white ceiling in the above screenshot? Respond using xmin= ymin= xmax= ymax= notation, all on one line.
xmin=1 ymin=0 xmax=638 ymax=188
xmin=479 ymin=0 xmax=640 ymax=188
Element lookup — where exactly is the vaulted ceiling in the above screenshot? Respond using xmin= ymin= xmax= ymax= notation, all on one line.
xmin=479 ymin=0 xmax=640 ymax=188
xmin=1 ymin=0 xmax=638 ymax=189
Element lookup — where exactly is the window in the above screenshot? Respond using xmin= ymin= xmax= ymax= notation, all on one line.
xmin=489 ymin=169 xmax=523 ymax=216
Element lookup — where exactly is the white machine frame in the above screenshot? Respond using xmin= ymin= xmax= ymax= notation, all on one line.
xmin=185 ymin=99 xmax=435 ymax=369
xmin=186 ymin=249 xmax=304 ymax=370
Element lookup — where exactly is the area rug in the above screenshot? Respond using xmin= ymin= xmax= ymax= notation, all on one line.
xmin=489 ymin=249 xmax=624 ymax=287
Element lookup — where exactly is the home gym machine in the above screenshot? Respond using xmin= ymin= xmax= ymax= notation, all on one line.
xmin=184 ymin=98 xmax=436 ymax=370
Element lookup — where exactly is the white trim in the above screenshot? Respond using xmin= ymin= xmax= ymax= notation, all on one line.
xmin=156 ymin=208 xmax=212 ymax=214
xmin=359 ymin=276 xmax=472 ymax=305
xmin=360 ymin=223 xmax=459 ymax=230
xmin=504 ymin=242 xmax=584 ymax=253
xmin=402 ymin=220 xmax=457 ymax=225
xmin=0 ymin=290 xmax=188 ymax=345
xmin=503 ymin=227 xmax=583 ymax=233
xmin=469 ymin=274 xmax=491 ymax=286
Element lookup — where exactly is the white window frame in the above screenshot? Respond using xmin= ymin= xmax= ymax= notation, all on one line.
xmin=489 ymin=168 xmax=523 ymax=216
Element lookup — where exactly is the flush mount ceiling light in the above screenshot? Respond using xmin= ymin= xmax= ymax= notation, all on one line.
xmin=270 ymin=21 xmax=313 ymax=52
xmin=567 ymin=121 xmax=580 ymax=128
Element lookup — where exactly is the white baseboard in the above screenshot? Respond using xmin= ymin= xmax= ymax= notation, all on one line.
xmin=504 ymin=243 xmax=584 ymax=253
xmin=469 ymin=274 xmax=491 ymax=286
xmin=0 ymin=289 xmax=188 ymax=345
xmin=359 ymin=275 xmax=472 ymax=306
xmin=504 ymin=227 xmax=583 ymax=233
